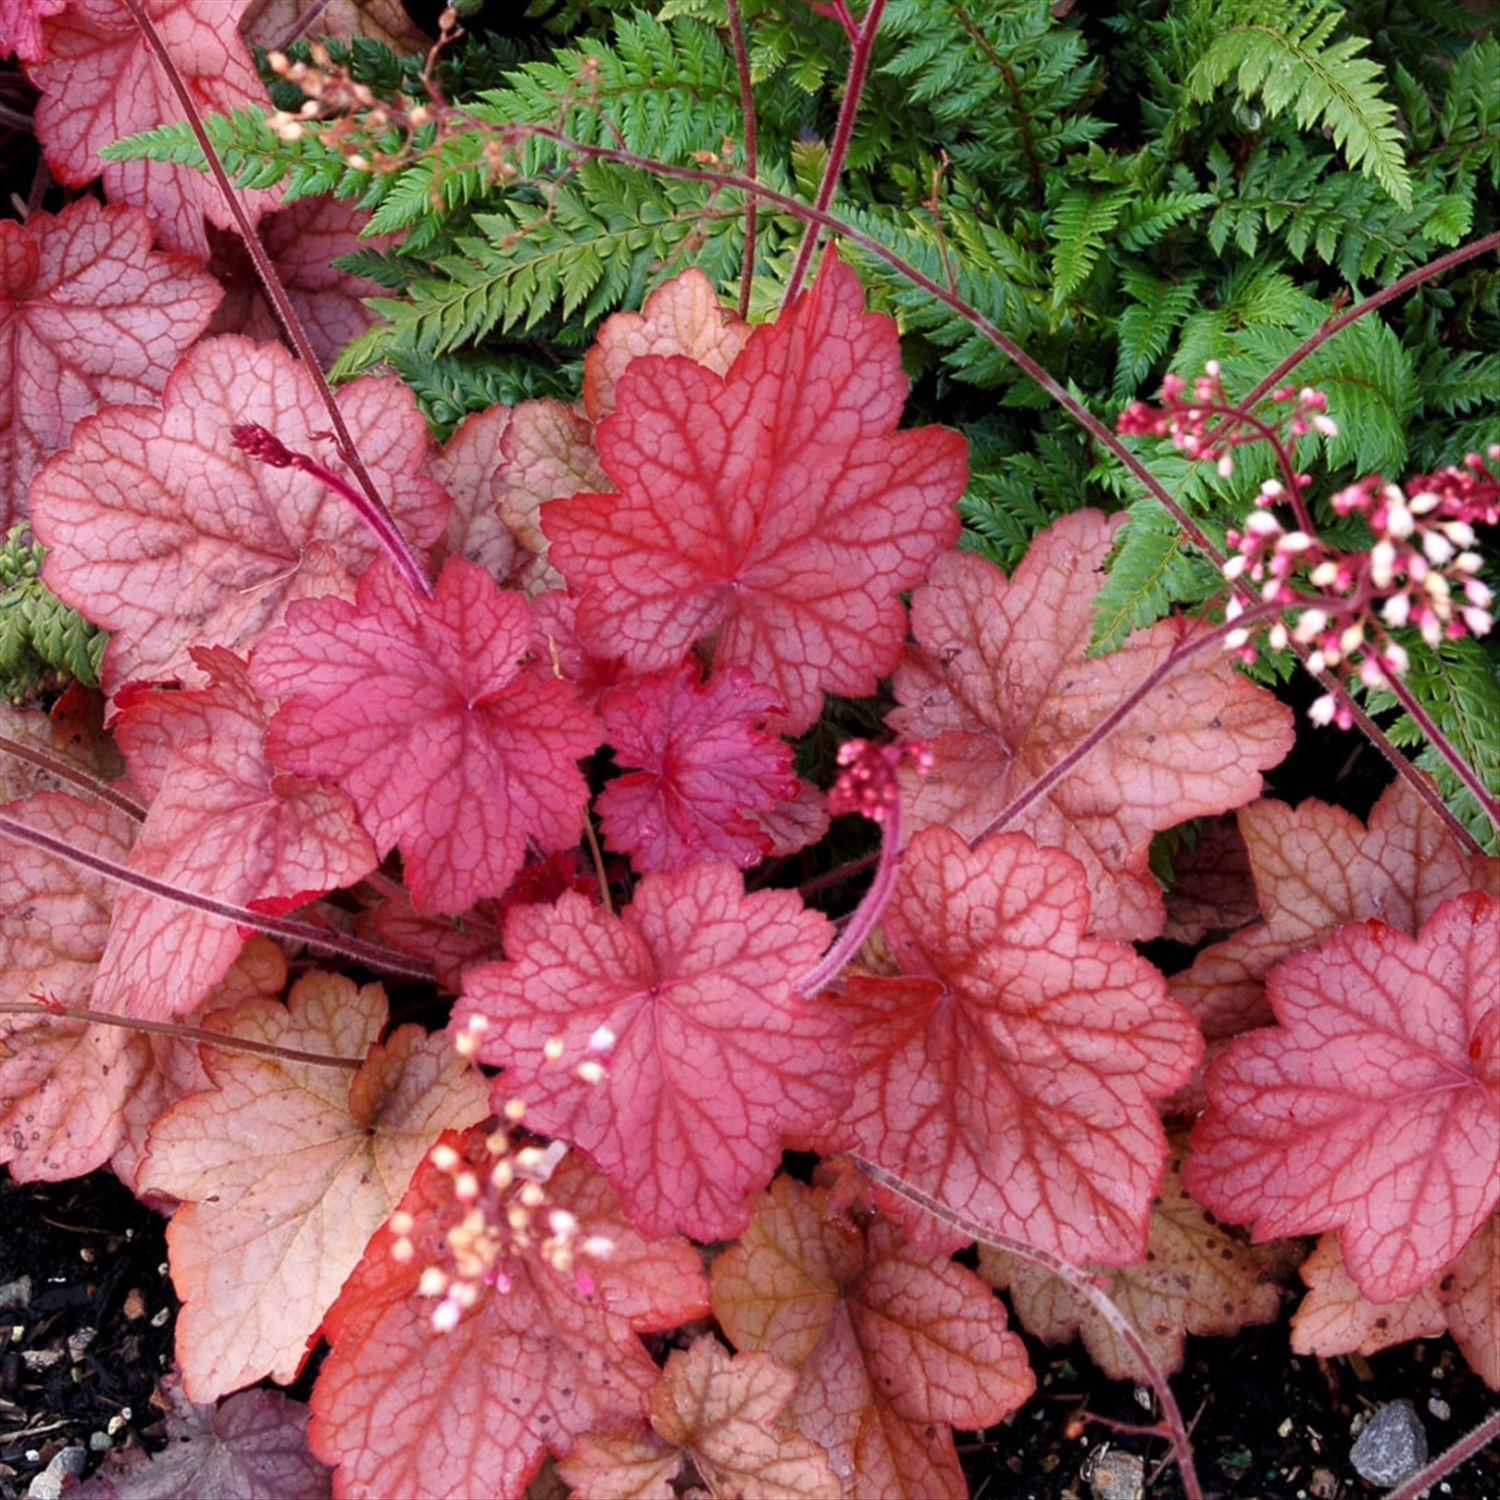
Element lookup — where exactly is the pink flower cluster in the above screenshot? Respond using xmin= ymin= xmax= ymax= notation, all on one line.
xmin=827 ymin=737 xmax=933 ymax=823
xmin=1117 ymin=362 xmax=1337 ymax=478
xmin=1119 ymin=368 xmax=1497 ymax=730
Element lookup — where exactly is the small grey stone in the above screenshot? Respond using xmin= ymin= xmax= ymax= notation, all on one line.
xmin=0 ymin=1275 xmax=32 ymax=1310
xmin=25 ymin=1445 xmax=86 ymax=1500
xmin=1350 ymin=1399 xmax=1428 ymax=1488
xmin=1085 ymin=1447 xmax=1145 ymax=1500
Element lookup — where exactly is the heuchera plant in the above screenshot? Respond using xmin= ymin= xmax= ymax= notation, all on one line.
xmin=1 ymin=3 xmax=1497 ymax=1498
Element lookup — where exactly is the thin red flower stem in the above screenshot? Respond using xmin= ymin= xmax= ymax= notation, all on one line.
xmin=852 ymin=1154 xmax=1205 ymax=1500
xmin=0 ymin=809 xmax=434 ymax=982
xmin=969 ymin=605 xmax=1280 ymax=847
xmin=725 ymin=0 xmax=759 ymax=321
xmin=0 ymin=735 xmax=146 ymax=820
xmin=1377 ymin=668 xmax=1500 ymax=830
xmin=782 ymin=0 xmax=889 ymax=310
xmin=0 ymin=1000 xmax=361 ymax=1070
xmin=1384 ymin=1408 xmax=1500 ymax=1500
xmin=118 ymin=0 xmax=430 ymax=594
xmin=796 ymin=792 xmax=903 ymax=996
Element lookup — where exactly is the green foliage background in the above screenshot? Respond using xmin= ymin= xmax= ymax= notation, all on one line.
xmin=91 ymin=0 xmax=1500 ymax=845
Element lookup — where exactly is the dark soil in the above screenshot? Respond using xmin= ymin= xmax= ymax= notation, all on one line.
xmin=2 ymin=1166 xmax=1495 ymax=1500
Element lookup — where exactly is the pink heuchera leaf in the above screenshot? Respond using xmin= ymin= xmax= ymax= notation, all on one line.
xmin=138 ymin=970 xmax=489 ymax=1401
xmin=544 ymin=251 xmax=966 ymax=734
xmin=582 ymin=266 xmax=751 ymax=422
xmin=29 ymin=335 xmax=451 ymax=694
xmin=206 ymin=196 xmax=392 ymax=368
xmin=816 ymin=826 xmax=1201 ymax=1265
xmin=557 ymin=1336 xmax=840 ymax=1500
xmin=451 ymin=864 xmax=845 ymax=1240
xmin=76 ymin=1382 xmax=331 ymax=1499
xmin=888 ymin=510 xmax=1295 ymax=940
xmin=251 ymin=555 xmax=600 ymax=914
xmin=711 ymin=1173 xmax=1034 ymax=1500
xmin=0 ymin=0 xmax=66 ymax=63
xmin=977 ymin=1133 xmax=1299 ymax=1381
xmin=27 ymin=0 xmax=279 ymax=258
xmin=309 ymin=1130 xmax=709 ymax=1500
xmin=596 ymin=662 xmax=799 ymax=873
xmin=93 ymin=647 xmax=376 ymax=1020
xmin=1173 ymin=776 xmax=1500 ymax=1053
xmin=0 ymin=199 xmax=221 ymax=527
xmin=1185 ymin=892 xmax=1500 ymax=1303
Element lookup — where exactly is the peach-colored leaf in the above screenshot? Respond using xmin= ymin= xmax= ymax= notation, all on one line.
xmin=1172 ymin=777 xmax=1500 ymax=1057
xmin=711 ymin=1174 xmax=1034 ymax=1500
xmin=241 ymin=0 xmax=430 ymax=54
xmin=29 ymin=0 xmax=278 ymax=258
xmin=95 ymin=647 xmax=375 ymax=1019
xmin=1185 ymin=893 xmax=1500 ymax=1303
xmin=978 ymin=1135 xmax=1300 ymax=1380
xmin=251 ymin=555 xmax=600 ymax=914
xmin=647 ymin=1337 xmax=840 ymax=1500
xmin=0 ymin=199 xmax=220 ymax=527
xmin=0 ymin=790 xmax=150 ymax=1180
xmin=452 ymin=864 xmax=844 ymax=1240
xmin=498 ymin=398 xmax=609 ymax=566
xmin=818 ymin=827 xmax=1201 ymax=1265
xmin=553 ymin=1424 xmax=680 ymax=1500
xmin=582 ymin=267 xmax=750 ymax=422
xmin=431 ymin=404 xmax=520 ymax=581
xmin=545 ymin=252 xmax=966 ymax=734
xmin=309 ymin=1131 xmax=709 ymax=1500
xmin=1162 ymin=813 xmax=1259 ymax=945
xmin=29 ymin=336 xmax=450 ymax=694
xmin=138 ymin=970 xmax=489 ymax=1401
xmin=1290 ymin=1216 xmax=1498 ymax=1392
xmin=889 ymin=511 xmax=1294 ymax=940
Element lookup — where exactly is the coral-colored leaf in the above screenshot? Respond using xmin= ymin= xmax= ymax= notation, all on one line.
xmin=1172 ymin=777 xmax=1500 ymax=1058
xmin=95 ymin=647 xmax=376 ymax=1019
xmin=78 ymin=1382 xmax=331 ymax=1499
xmin=29 ymin=336 xmax=450 ymax=694
xmin=818 ymin=827 xmax=1201 ymax=1265
xmin=28 ymin=0 xmax=278 ymax=257
xmin=889 ymin=511 xmax=1294 ymax=940
xmin=545 ymin=252 xmax=966 ymax=734
xmin=251 ymin=556 xmax=600 ymax=914
xmin=207 ymin=196 xmax=392 ymax=368
xmin=138 ymin=970 xmax=488 ymax=1401
xmin=582 ymin=266 xmax=751 ymax=422
xmin=309 ymin=1131 xmax=709 ymax=1500
xmin=596 ymin=662 xmax=798 ymax=873
xmin=1185 ymin=893 xmax=1500 ymax=1303
xmin=711 ymin=1174 xmax=1034 ymax=1500
xmin=452 ymin=865 xmax=844 ymax=1240
xmin=0 ymin=199 xmax=220 ymax=527
xmin=978 ymin=1134 xmax=1300 ymax=1380
xmin=559 ymin=1336 xmax=839 ymax=1500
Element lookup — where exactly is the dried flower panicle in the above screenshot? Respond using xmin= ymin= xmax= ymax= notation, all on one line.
xmin=390 ymin=1124 xmax=614 ymax=1334
xmin=1118 ymin=367 xmax=1497 ymax=730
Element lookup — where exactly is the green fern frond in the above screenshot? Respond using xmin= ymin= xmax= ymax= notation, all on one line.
xmin=1112 ymin=267 xmax=1206 ymax=401
xmin=1047 ymin=187 xmax=1129 ymax=308
xmin=1090 ymin=498 xmax=1223 ymax=652
xmin=1184 ymin=0 xmax=1412 ymax=205
xmin=0 ymin=528 xmax=105 ymax=702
